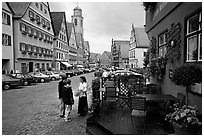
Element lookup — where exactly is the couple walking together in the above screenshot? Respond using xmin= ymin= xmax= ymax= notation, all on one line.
xmin=58 ymin=74 xmax=101 ymax=122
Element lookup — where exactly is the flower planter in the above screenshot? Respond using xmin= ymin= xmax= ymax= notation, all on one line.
xmin=173 ymin=123 xmax=197 ymax=135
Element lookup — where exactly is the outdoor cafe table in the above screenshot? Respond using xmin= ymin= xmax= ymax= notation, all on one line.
xmin=135 ymin=94 xmax=177 ymax=102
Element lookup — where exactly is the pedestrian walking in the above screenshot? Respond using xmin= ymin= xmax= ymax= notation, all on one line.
xmin=62 ymin=79 xmax=74 ymax=122
xmin=77 ymin=76 xmax=88 ymax=116
xmin=58 ymin=76 xmax=67 ymax=118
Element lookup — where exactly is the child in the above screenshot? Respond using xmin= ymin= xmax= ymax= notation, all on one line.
xmin=62 ymin=79 xmax=74 ymax=122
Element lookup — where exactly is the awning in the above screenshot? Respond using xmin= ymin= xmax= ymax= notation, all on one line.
xmin=76 ymin=64 xmax=84 ymax=68
xmin=61 ymin=62 xmax=72 ymax=67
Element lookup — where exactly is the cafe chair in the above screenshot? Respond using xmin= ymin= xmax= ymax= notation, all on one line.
xmin=104 ymin=87 xmax=118 ymax=108
xmin=130 ymin=96 xmax=147 ymax=132
xmin=104 ymin=80 xmax=115 ymax=87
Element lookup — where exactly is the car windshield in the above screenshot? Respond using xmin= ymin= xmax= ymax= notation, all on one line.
xmin=3 ymin=75 xmax=14 ymax=80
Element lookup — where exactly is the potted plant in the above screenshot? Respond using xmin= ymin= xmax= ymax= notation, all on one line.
xmin=149 ymin=57 xmax=167 ymax=81
xmin=165 ymin=103 xmax=202 ymax=134
xmin=171 ymin=64 xmax=202 ymax=105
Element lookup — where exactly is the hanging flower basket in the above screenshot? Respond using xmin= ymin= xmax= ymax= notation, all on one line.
xmin=149 ymin=57 xmax=167 ymax=81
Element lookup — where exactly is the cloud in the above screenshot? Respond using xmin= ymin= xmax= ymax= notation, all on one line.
xmin=50 ymin=2 xmax=145 ymax=53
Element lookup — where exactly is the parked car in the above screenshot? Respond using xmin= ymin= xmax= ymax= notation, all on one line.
xmin=84 ymin=68 xmax=91 ymax=73
xmin=9 ymin=73 xmax=35 ymax=86
xmin=42 ymin=71 xmax=60 ymax=81
xmin=65 ymin=69 xmax=74 ymax=77
xmin=55 ymin=70 xmax=67 ymax=79
xmin=71 ymin=69 xmax=83 ymax=76
xmin=2 ymin=74 xmax=23 ymax=90
xmin=28 ymin=72 xmax=50 ymax=83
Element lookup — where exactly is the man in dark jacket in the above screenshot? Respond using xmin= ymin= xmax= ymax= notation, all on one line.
xmin=58 ymin=76 xmax=67 ymax=118
xmin=90 ymin=72 xmax=101 ymax=120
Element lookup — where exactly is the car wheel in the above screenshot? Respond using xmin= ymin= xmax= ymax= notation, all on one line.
xmin=51 ymin=77 xmax=56 ymax=81
xmin=3 ymin=84 xmax=10 ymax=90
xmin=24 ymin=81 xmax=29 ymax=86
xmin=40 ymin=78 xmax=45 ymax=83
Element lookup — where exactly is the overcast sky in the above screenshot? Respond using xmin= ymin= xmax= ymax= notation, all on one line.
xmin=49 ymin=2 xmax=145 ymax=54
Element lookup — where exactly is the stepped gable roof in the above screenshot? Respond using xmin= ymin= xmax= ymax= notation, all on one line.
xmin=7 ymin=2 xmax=30 ymax=18
xmin=133 ymin=27 xmax=149 ymax=48
xmin=50 ymin=12 xmax=65 ymax=36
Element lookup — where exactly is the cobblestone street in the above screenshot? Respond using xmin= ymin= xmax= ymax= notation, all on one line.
xmin=2 ymin=73 xmax=94 ymax=135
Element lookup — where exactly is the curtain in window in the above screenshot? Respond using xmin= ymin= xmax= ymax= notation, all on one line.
xmin=187 ymin=35 xmax=198 ymax=60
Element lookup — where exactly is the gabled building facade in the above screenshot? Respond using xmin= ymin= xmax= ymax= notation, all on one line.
xmin=144 ymin=2 xmax=202 ymax=111
xmin=89 ymin=52 xmax=101 ymax=68
xmin=111 ymin=39 xmax=129 ymax=68
xmin=100 ymin=51 xmax=112 ymax=68
xmin=67 ymin=22 xmax=78 ymax=65
xmin=84 ymin=41 xmax=90 ymax=67
xmin=129 ymin=26 xmax=149 ymax=69
xmin=2 ymin=2 xmax=14 ymax=74
xmin=50 ymin=12 xmax=69 ymax=70
xmin=8 ymin=2 xmax=54 ymax=73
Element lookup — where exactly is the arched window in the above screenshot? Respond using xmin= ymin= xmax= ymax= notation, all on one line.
xmin=74 ymin=19 xmax=77 ymax=26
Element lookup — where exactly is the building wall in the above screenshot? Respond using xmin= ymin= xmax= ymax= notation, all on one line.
xmin=112 ymin=40 xmax=129 ymax=68
xmin=68 ymin=24 xmax=77 ymax=65
xmin=13 ymin=2 xmax=54 ymax=72
xmin=100 ymin=52 xmax=111 ymax=68
xmin=129 ymin=48 xmax=147 ymax=68
xmin=53 ymin=15 xmax=69 ymax=70
xmin=145 ymin=2 xmax=202 ymax=111
xmin=2 ymin=2 xmax=14 ymax=73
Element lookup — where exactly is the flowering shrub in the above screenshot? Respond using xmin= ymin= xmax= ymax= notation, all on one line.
xmin=165 ymin=103 xmax=202 ymax=129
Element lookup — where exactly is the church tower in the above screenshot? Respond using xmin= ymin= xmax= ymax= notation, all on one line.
xmin=71 ymin=5 xmax=84 ymax=49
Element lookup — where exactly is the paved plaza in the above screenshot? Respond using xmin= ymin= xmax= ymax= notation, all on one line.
xmin=2 ymin=73 xmax=94 ymax=135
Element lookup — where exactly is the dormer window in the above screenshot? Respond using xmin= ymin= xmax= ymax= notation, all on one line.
xmin=40 ymin=4 xmax=43 ymax=11
xmin=42 ymin=18 xmax=46 ymax=27
xmin=46 ymin=22 xmax=50 ymax=30
xmin=36 ymin=15 xmax=40 ymax=24
xmin=35 ymin=2 xmax=39 ymax=8
xmin=29 ymin=11 xmax=35 ymax=21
